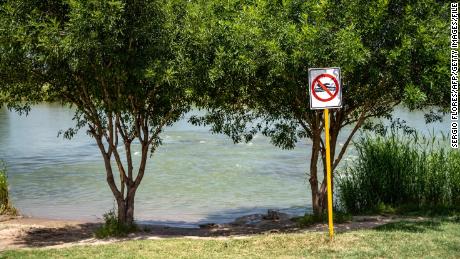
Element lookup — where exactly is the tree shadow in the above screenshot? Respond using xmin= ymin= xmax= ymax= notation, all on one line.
xmin=374 ymin=220 xmax=442 ymax=233
xmin=13 ymin=222 xmax=100 ymax=248
xmin=10 ymin=206 xmax=307 ymax=248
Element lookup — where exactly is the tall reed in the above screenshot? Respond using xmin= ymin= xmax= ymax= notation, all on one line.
xmin=0 ymin=166 xmax=17 ymax=215
xmin=337 ymin=130 xmax=460 ymax=214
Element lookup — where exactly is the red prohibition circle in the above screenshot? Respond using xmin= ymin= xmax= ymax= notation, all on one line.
xmin=311 ymin=74 xmax=340 ymax=102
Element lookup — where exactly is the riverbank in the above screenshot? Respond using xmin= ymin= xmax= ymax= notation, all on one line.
xmin=1 ymin=216 xmax=458 ymax=258
xmin=0 ymin=213 xmax=437 ymax=251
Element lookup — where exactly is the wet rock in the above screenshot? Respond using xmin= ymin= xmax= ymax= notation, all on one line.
xmin=232 ymin=214 xmax=264 ymax=226
xmin=263 ymin=210 xmax=279 ymax=221
xmin=231 ymin=210 xmax=292 ymax=226
xmin=262 ymin=210 xmax=290 ymax=221
xmin=199 ymin=223 xmax=220 ymax=229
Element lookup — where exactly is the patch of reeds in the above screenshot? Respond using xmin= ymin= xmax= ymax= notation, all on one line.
xmin=0 ymin=165 xmax=17 ymax=215
xmin=337 ymin=130 xmax=460 ymax=214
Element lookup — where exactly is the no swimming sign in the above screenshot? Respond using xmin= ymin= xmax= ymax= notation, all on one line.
xmin=309 ymin=67 xmax=342 ymax=109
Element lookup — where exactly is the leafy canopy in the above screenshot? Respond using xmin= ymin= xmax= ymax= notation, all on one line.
xmin=184 ymin=0 xmax=449 ymax=149
xmin=0 ymin=0 xmax=192 ymax=147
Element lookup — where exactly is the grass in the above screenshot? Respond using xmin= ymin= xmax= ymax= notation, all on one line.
xmin=1 ymin=218 xmax=459 ymax=258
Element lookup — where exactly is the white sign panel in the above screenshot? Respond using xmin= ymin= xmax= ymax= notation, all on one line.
xmin=309 ymin=67 xmax=342 ymax=109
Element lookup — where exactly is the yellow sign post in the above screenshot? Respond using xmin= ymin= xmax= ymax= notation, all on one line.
xmin=324 ymin=108 xmax=334 ymax=240
xmin=308 ymin=68 xmax=341 ymax=240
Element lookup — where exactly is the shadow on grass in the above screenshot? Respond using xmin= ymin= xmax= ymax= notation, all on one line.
xmin=375 ymin=220 xmax=442 ymax=233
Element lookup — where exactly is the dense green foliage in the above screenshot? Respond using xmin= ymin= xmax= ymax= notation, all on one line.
xmin=3 ymin=218 xmax=460 ymax=258
xmin=338 ymin=132 xmax=460 ymax=214
xmin=0 ymin=0 xmax=189 ymax=132
xmin=94 ymin=210 xmax=138 ymax=239
xmin=0 ymin=166 xmax=17 ymax=215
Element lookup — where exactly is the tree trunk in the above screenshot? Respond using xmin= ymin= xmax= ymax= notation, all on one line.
xmin=117 ymin=197 xmax=126 ymax=224
xmin=309 ymin=111 xmax=342 ymax=216
xmin=117 ymin=142 xmax=148 ymax=226
xmin=125 ymin=188 xmax=136 ymax=225
xmin=95 ymin=132 xmax=143 ymax=227
xmin=317 ymin=116 xmax=341 ymax=215
xmin=309 ymin=127 xmax=322 ymax=216
xmin=116 ymin=188 xmax=136 ymax=226
xmin=305 ymin=107 xmax=373 ymax=217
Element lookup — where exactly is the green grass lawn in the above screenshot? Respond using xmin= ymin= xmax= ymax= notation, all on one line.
xmin=2 ymin=219 xmax=459 ymax=259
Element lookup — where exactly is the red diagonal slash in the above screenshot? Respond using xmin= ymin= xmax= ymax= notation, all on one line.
xmin=317 ymin=80 xmax=334 ymax=97
xmin=311 ymin=73 xmax=340 ymax=103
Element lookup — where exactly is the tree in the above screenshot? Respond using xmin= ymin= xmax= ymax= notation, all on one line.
xmin=185 ymin=0 xmax=450 ymax=215
xmin=0 ymin=0 xmax=192 ymax=225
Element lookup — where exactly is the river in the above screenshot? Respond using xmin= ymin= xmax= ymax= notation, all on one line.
xmin=0 ymin=104 xmax=450 ymax=227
